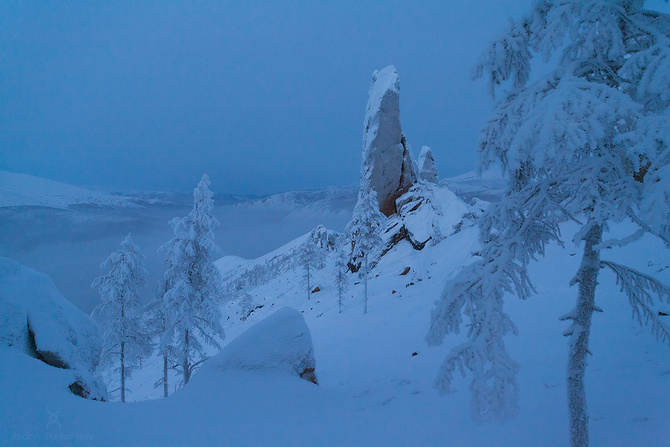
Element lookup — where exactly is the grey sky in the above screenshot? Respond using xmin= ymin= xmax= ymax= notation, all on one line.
xmin=2 ymin=1 xmax=668 ymax=195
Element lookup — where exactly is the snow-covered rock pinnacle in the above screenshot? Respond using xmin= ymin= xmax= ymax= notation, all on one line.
xmin=418 ymin=146 xmax=438 ymax=183
xmin=360 ymin=65 xmax=417 ymax=216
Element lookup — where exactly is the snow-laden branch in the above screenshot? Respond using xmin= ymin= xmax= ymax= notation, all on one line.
xmin=601 ymin=260 xmax=670 ymax=344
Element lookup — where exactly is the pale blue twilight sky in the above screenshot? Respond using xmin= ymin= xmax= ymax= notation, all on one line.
xmin=1 ymin=1 xmax=668 ymax=195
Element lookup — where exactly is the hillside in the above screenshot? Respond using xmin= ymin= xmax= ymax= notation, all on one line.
xmin=1 ymin=180 xmax=669 ymax=446
xmin=0 ymin=171 xmax=139 ymax=210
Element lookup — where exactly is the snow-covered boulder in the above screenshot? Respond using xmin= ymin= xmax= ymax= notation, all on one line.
xmin=418 ymin=146 xmax=438 ymax=183
xmin=0 ymin=257 xmax=106 ymax=400
xmin=203 ymin=307 xmax=317 ymax=384
xmin=360 ymin=65 xmax=417 ymax=216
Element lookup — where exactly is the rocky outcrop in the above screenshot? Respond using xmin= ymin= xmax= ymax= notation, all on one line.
xmin=418 ymin=146 xmax=438 ymax=183
xmin=359 ymin=65 xmax=417 ymax=216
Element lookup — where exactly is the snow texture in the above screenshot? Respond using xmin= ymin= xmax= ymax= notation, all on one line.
xmin=360 ymin=65 xmax=417 ymax=216
xmin=0 ymin=257 xmax=106 ymax=400
xmin=203 ymin=307 xmax=317 ymax=383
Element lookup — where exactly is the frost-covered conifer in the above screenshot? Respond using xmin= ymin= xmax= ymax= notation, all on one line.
xmin=300 ymin=226 xmax=328 ymax=300
xmin=427 ymin=2 xmax=670 ymax=445
xmin=92 ymin=234 xmax=152 ymax=403
xmin=334 ymin=247 xmax=349 ymax=314
xmin=346 ymin=190 xmax=385 ymax=314
xmin=157 ymin=174 xmax=226 ymax=386
xmin=300 ymin=231 xmax=319 ymax=300
xmin=240 ymin=291 xmax=254 ymax=321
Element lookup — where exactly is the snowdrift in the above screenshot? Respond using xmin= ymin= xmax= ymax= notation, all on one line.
xmin=0 ymin=257 xmax=106 ymax=400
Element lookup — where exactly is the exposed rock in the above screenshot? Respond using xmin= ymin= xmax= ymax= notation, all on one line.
xmin=418 ymin=146 xmax=439 ymax=183
xmin=359 ymin=65 xmax=417 ymax=216
xmin=399 ymin=267 xmax=411 ymax=276
xmin=299 ymin=367 xmax=318 ymax=385
xmin=204 ymin=307 xmax=318 ymax=385
xmin=380 ymin=225 xmax=431 ymax=258
xmin=311 ymin=286 xmax=321 ymax=294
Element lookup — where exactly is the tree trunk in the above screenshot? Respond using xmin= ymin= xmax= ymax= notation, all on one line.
xmin=567 ymin=224 xmax=602 ymax=447
xmin=120 ymin=340 xmax=126 ymax=403
xmin=183 ymin=329 xmax=191 ymax=385
xmin=121 ymin=302 xmax=126 ymax=403
xmin=338 ymin=289 xmax=342 ymax=314
xmin=306 ymin=264 xmax=311 ymax=300
xmin=163 ymin=353 xmax=169 ymax=398
xmin=363 ymin=254 xmax=368 ymax=314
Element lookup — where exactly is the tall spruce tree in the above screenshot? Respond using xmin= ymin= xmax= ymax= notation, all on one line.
xmin=427 ymin=2 xmax=670 ymax=445
xmin=92 ymin=234 xmax=152 ymax=403
xmin=157 ymin=174 xmax=225 ymax=386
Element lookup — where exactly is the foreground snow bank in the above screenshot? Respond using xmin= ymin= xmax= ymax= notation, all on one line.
xmin=202 ymin=307 xmax=317 ymax=384
xmin=0 ymin=257 xmax=106 ymax=400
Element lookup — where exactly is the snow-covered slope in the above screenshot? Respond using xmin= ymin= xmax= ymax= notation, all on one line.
xmin=0 ymin=181 xmax=668 ymax=446
xmin=0 ymin=171 xmax=137 ymax=209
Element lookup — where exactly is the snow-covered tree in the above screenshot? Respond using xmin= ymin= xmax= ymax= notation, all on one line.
xmin=300 ymin=232 xmax=318 ymax=300
xmin=300 ymin=226 xmax=328 ymax=300
xmin=157 ymin=174 xmax=226 ymax=386
xmin=347 ymin=190 xmax=385 ymax=314
xmin=334 ymin=246 xmax=349 ymax=314
xmin=92 ymin=234 xmax=152 ymax=403
xmin=239 ymin=291 xmax=254 ymax=321
xmin=427 ymin=2 xmax=670 ymax=445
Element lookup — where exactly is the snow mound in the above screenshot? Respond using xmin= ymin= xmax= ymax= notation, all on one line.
xmin=0 ymin=171 xmax=137 ymax=209
xmin=203 ymin=307 xmax=317 ymax=383
xmin=0 ymin=257 xmax=106 ymax=399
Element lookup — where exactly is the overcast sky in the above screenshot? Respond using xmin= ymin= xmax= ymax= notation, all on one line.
xmin=2 ymin=1 xmax=668 ymax=195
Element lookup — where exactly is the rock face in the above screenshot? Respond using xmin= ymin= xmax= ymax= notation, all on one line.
xmin=0 ymin=257 xmax=107 ymax=400
xmin=360 ymin=65 xmax=417 ymax=216
xmin=418 ymin=146 xmax=439 ymax=183
xmin=204 ymin=307 xmax=318 ymax=384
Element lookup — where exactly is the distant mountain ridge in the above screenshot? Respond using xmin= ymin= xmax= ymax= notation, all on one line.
xmin=0 ymin=171 xmax=138 ymax=209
